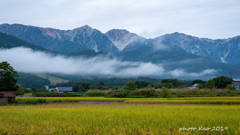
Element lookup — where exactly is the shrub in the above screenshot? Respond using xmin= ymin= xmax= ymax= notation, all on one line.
xmin=85 ymin=91 xmax=106 ymax=97
xmin=25 ymin=100 xmax=38 ymax=105
xmin=37 ymin=99 xmax=47 ymax=104
xmin=33 ymin=92 xmax=81 ymax=97
xmin=196 ymin=83 xmax=203 ymax=89
xmin=100 ymin=85 xmax=109 ymax=90
xmin=163 ymin=83 xmax=174 ymax=89
xmin=129 ymin=89 xmax=157 ymax=97
xmin=225 ymin=84 xmax=234 ymax=90
xmin=161 ymin=87 xmax=169 ymax=98
xmin=16 ymin=87 xmax=25 ymax=95
xmin=112 ymin=86 xmax=120 ymax=90
xmin=107 ymin=90 xmax=130 ymax=98
xmin=146 ymin=84 xmax=153 ymax=90
xmin=8 ymin=97 xmax=17 ymax=104
xmin=178 ymin=85 xmax=186 ymax=89
xmin=155 ymin=82 xmax=162 ymax=89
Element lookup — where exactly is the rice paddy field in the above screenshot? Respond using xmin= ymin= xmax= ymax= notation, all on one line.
xmin=1 ymin=97 xmax=240 ymax=134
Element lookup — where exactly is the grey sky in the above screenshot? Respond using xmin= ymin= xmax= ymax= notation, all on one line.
xmin=0 ymin=0 xmax=240 ymax=39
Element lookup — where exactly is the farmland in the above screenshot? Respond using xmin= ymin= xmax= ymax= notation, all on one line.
xmin=16 ymin=96 xmax=240 ymax=105
xmin=0 ymin=103 xmax=240 ymax=134
xmin=1 ymin=97 xmax=240 ymax=134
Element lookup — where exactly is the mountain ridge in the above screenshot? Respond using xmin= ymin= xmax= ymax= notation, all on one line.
xmin=0 ymin=23 xmax=119 ymax=54
xmin=1 ymin=23 xmax=240 ymax=64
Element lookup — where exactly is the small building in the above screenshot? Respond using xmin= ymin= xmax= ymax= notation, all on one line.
xmin=0 ymin=88 xmax=18 ymax=104
xmin=56 ymin=87 xmax=73 ymax=93
xmin=232 ymin=80 xmax=240 ymax=90
xmin=188 ymin=84 xmax=198 ymax=89
xmin=45 ymin=85 xmax=49 ymax=90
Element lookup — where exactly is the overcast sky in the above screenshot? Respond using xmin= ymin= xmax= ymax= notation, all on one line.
xmin=0 ymin=0 xmax=240 ymax=39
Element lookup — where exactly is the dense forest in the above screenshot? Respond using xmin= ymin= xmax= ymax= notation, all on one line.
xmin=17 ymin=72 xmax=193 ymax=89
xmin=54 ymin=77 xmax=193 ymax=88
xmin=17 ymin=72 xmax=50 ymax=88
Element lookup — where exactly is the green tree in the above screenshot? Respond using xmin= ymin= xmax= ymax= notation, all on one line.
xmin=196 ymin=83 xmax=203 ymax=89
xmin=125 ymin=81 xmax=138 ymax=90
xmin=155 ymin=82 xmax=162 ymax=89
xmin=51 ymin=89 xmax=58 ymax=93
xmin=77 ymin=85 xmax=85 ymax=92
xmin=205 ymin=79 xmax=216 ymax=90
xmin=161 ymin=86 xmax=169 ymax=98
xmin=191 ymin=79 xmax=206 ymax=85
xmin=98 ymin=82 xmax=104 ymax=89
xmin=146 ymin=84 xmax=153 ymax=90
xmin=112 ymin=86 xmax=120 ymax=90
xmin=225 ymin=84 xmax=234 ymax=90
xmin=163 ymin=83 xmax=174 ymax=89
xmin=212 ymin=76 xmax=233 ymax=89
xmin=31 ymin=87 xmax=37 ymax=92
xmin=0 ymin=61 xmax=18 ymax=88
xmin=100 ymin=85 xmax=109 ymax=90
xmin=16 ymin=86 xmax=25 ymax=95
xmin=161 ymin=79 xmax=180 ymax=88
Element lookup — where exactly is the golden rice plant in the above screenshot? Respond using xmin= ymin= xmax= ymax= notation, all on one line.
xmin=0 ymin=104 xmax=239 ymax=134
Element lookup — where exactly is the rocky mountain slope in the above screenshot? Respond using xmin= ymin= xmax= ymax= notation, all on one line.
xmin=1 ymin=23 xmax=240 ymax=65
xmin=156 ymin=32 xmax=240 ymax=64
xmin=105 ymin=29 xmax=146 ymax=52
xmin=0 ymin=23 xmax=118 ymax=54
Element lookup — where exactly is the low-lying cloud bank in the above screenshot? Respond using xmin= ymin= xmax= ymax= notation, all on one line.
xmin=0 ymin=47 xmax=217 ymax=78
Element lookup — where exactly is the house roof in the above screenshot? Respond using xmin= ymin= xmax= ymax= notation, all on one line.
xmin=0 ymin=88 xmax=18 ymax=91
xmin=56 ymin=87 xmax=73 ymax=92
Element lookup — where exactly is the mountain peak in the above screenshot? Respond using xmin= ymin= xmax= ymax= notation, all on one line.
xmin=106 ymin=29 xmax=131 ymax=35
xmin=105 ymin=29 xmax=145 ymax=51
xmin=82 ymin=25 xmax=91 ymax=29
xmin=73 ymin=25 xmax=93 ymax=31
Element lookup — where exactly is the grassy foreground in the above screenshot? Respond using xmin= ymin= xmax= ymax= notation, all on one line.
xmin=0 ymin=103 xmax=240 ymax=134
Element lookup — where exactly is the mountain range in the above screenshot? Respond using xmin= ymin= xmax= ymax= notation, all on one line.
xmin=0 ymin=23 xmax=240 ymax=79
xmin=1 ymin=23 xmax=240 ymax=64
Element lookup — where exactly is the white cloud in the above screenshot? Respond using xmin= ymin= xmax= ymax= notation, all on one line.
xmin=168 ymin=69 xmax=217 ymax=77
xmin=0 ymin=47 xmax=217 ymax=78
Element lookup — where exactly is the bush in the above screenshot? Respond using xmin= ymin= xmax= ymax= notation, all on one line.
xmin=146 ymin=84 xmax=153 ymax=89
xmin=163 ymin=83 xmax=174 ymax=89
xmin=33 ymin=92 xmax=81 ymax=97
xmin=129 ymin=89 xmax=157 ymax=97
xmin=161 ymin=87 xmax=169 ymax=98
xmin=107 ymin=90 xmax=130 ymax=98
xmin=125 ymin=81 xmax=138 ymax=90
xmin=23 ymin=100 xmax=37 ymax=105
xmin=85 ymin=91 xmax=106 ymax=97
xmin=16 ymin=87 xmax=25 ymax=95
xmin=112 ymin=92 xmax=128 ymax=98
xmin=196 ymin=83 xmax=203 ymax=89
xmin=112 ymin=86 xmax=120 ymax=90
xmin=8 ymin=97 xmax=17 ymax=104
xmin=100 ymin=85 xmax=109 ymax=90
xmin=155 ymin=82 xmax=162 ymax=89
xmin=225 ymin=84 xmax=234 ymax=90
xmin=178 ymin=85 xmax=186 ymax=89
xmin=37 ymin=99 xmax=47 ymax=104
